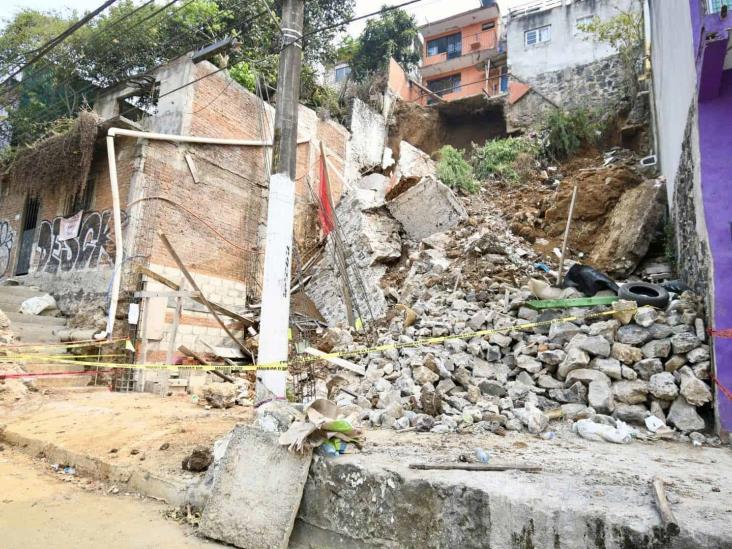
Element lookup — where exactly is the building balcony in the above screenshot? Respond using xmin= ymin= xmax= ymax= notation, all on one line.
xmin=421 ymin=30 xmax=499 ymax=78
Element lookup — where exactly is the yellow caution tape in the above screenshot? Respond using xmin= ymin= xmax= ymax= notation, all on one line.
xmin=0 ymin=307 xmax=636 ymax=373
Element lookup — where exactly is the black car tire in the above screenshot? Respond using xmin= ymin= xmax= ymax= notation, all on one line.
xmin=618 ymin=282 xmax=670 ymax=308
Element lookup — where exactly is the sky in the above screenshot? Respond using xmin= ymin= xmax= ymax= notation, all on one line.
xmin=3 ymin=0 xmax=527 ymax=33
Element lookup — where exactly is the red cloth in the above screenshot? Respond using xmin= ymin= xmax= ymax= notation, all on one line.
xmin=318 ymin=154 xmax=335 ymax=235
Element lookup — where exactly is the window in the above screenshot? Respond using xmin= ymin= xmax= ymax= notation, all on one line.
xmin=525 ymin=25 xmax=551 ymax=46
xmin=334 ymin=65 xmax=351 ymax=83
xmin=575 ymin=15 xmax=594 ymax=33
xmin=481 ymin=21 xmax=496 ymax=31
xmin=427 ymin=32 xmax=462 ymax=59
xmin=708 ymin=0 xmax=728 ymax=13
xmin=427 ymin=74 xmax=461 ymax=97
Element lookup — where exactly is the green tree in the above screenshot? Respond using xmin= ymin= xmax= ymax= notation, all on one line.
xmin=578 ymin=6 xmax=644 ymax=93
xmin=350 ymin=7 xmax=420 ymax=82
xmin=0 ymin=0 xmax=354 ymax=146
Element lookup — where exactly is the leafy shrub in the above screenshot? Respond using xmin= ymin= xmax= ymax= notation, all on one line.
xmin=470 ymin=137 xmax=536 ymax=183
xmin=542 ymin=108 xmax=600 ymax=161
xmin=436 ymin=145 xmax=478 ymax=193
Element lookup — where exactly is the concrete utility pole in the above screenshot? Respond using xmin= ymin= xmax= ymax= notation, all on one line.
xmin=256 ymin=0 xmax=305 ymax=403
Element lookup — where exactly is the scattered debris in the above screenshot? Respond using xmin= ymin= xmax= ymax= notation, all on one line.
xmin=181 ymin=446 xmax=213 ymax=472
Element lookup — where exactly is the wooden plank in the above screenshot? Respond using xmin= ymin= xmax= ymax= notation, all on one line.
xmin=134 ymin=290 xmax=196 ymax=298
xmin=184 ymin=153 xmax=201 ymax=184
xmin=557 ymin=184 xmax=578 ymax=286
xmin=303 ymin=347 xmax=365 ymax=376
xmin=652 ymin=476 xmax=680 ymax=535
xmin=178 ymin=345 xmax=235 ymax=383
xmin=135 ymin=265 xmax=255 ymax=326
xmin=157 ymin=232 xmax=251 ymax=357
xmin=525 ymin=296 xmax=619 ymax=310
xmin=409 ymin=463 xmax=541 ymax=472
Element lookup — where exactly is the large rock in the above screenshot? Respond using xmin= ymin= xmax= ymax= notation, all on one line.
xmin=394 ymin=140 xmax=437 ymax=182
xmin=588 ymin=381 xmax=614 ymax=414
xmin=612 ymin=380 xmax=649 ymax=404
xmin=591 ymin=358 xmax=622 ymax=380
xmin=617 ymin=325 xmax=652 ymax=346
xmin=565 ymin=369 xmax=611 ymax=387
xmin=648 ymin=372 xmax=679 ymax=400
xmin=549 ymin=381 xmax=587 ymax=404
xmin=577 ymin=336 xmax=611 ymax=357
xmin=667 ymin=396 xmax=705 ymax=431
xmin=589 ymin=178 xmax=667 ymax=276
xmin=203 ymin=383 xmax=238 ymax=409
xmin=613 ymin=403 xmax=649 ymax=424
xmin=641 ymin=339 xmax=671 ymax=359
xmin=516 ymin=354 xmax=542 ymax=374
xmin=413 ymin=366 xmax=439 ymax=386
xmin=678 ymin=367 xmax=712 ymax=406
xmin=557 ymin=348 xmax=590 ymax=379
xmin=632 ymin=358 xmax=663 ymax=381
xmin=387 ymin=176 xmax=467 ymax=241
xmin=671 ymin=332 xmax=701 ymax=354
xmin=611 ymin=343 xmax=643 ymax=364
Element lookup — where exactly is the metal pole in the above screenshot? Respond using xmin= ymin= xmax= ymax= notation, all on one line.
xmin=256 ymin=0 xmax=304 ymax=403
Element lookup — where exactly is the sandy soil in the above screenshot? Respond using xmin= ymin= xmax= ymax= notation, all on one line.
xmin=1 ymin=388 xmax=252 ymax=480
xmin=0 ymin=446 xmax=222 ymax=549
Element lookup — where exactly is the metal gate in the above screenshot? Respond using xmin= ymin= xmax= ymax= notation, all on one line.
xmin=15 ymin=196 xmax=40 ymax=276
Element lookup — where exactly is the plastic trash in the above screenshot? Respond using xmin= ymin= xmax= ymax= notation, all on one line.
xmin=19 ymin=293 xmax=58 ymax=315
xmin=562 ymin=264 xmax=619 ymax=296
xmin=534 ymin=262 xmax=551 ymax=273
xmin=63 ymin=466 xmax=76 ymax=475
xmin=572 ymin=418 xmax=635 ymax=444
xmin=540 ymin=431 xmax=556 ymax=440
xmin=644 ymin=415 xmax=666 ymax=433
xmin=474 ymin=448 xmax=490 ymax=463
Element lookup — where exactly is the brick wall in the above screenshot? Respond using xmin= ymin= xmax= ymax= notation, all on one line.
xmin=0 ymin=139 xmax=139 ymax=322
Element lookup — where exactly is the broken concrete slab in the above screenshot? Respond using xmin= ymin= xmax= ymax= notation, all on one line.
xmin=354 ymin=173 xmax=389 ymax=210
xmin=589 ymin=178 xmax=667 ymax=276
xmin=387 ymin=176 xmax=467 ymax=241
xmin=199 ymin=425 xmax=313 ymax=549
xmin=394 ymin=140 xmax=437 ymax=183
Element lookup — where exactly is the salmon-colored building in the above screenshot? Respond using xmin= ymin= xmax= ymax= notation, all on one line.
xmin=416 ymin=3 xmax=507 ymax=105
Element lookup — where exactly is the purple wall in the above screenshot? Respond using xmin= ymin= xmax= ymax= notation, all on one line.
xmin=698 ymin=70 xmax=732 ymax=434
xmin=690 ymin=0 xmax=732 ymax=434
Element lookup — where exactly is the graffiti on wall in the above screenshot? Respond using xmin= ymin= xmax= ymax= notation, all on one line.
xmin=36 ymin=209 xmax=127 ymax=274
xmin=0 ymin=220 xmax=16 ymax=277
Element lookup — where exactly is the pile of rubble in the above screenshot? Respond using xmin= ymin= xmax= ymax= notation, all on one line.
xmin=331 ymin=290 xmax=713 ymax=441
xmin=303 ymin=137 xmax=716 ymax=444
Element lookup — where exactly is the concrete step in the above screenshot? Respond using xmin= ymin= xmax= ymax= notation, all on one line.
xmin=0 ymin=285 xmax=46 ymax=299
xmin=7 ymin=323 xmax=64 ymax=344
xmin=5 ymin=311 xmax=66 ymax=327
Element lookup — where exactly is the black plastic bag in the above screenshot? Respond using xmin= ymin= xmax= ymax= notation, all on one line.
xmin=562 ymin=264 xmax=619 ymax=296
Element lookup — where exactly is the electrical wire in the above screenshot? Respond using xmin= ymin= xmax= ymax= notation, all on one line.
xmin=1 ymin=0 xmax=120 ymax=89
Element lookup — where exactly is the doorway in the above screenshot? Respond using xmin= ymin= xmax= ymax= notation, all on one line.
xmin=15 ymin=196 xmax=40 ymax=276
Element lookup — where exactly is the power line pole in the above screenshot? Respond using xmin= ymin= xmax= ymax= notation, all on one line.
xmin=256 ymin=0 xmax=304 ymax=403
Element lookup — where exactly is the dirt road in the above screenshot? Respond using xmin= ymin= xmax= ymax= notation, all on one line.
xmin=0 ymin=447 xmax=221 ymax=549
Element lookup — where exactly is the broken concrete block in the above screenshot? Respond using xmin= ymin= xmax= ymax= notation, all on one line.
xmin=199 ymin=426 xmax=312 ymax=549
xmin=589 ymin=179 xmax=666 ymax=276
xmin=349 ymin=98 xmax=387 ymax=171
xmin=355 ymin=173 xmax=389 ymax=210
xmin=394 ymin=140 xmax=437 ymax=182
xmin=387 ymin=176 xmax=467 ymax=241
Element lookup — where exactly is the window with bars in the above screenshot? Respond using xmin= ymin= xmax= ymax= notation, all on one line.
xmin=427 ymin=74 xmax=462 ymax=96
xmin=525 ymin=25 xmax=551 ymax=46
xmin=708 ymin=0 xmax=728 ymax=13
xmin=335 ymin=65 xmax=351 ymax=83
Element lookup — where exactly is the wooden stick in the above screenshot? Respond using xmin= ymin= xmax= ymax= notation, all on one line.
xmin=178 ymin=345 xmax=234 ymax=383
xmin=135 ymin=265 xmax=255 ymax=327
xmin=158 ymin=232 xmax=251 ymax=359
xmin=409 ymin=463 xmax=541 ymax=472
xmin=557 ymin=184 xmax=578 ymax=286
xmin=652 ymin=476 xmax=680 ymax=535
